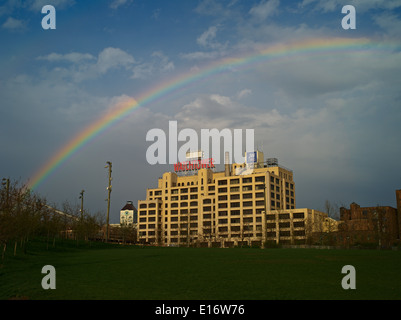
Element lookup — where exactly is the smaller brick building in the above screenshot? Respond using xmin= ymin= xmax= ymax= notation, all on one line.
xmin=339 ymin=190 xmax=401 ymax=247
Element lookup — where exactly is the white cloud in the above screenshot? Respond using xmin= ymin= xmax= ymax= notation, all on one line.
xmin=373 ymin=13 xmax=401 ymax=39
xmin=236 ymin=89 xmax=252 ymax=99
xmin=37 ymin=52 xmax=96 ymax=63
xmin=174 ymin=93 xmax=285 ymax=131
xmin=197 ymin=26 xmax=218 ymax=47
xmin=181 ymin=25 xmax=228 ymax=61
xmin=2 ymin=17 xmax=25 ymax=30
xmin=110 ymin=0 xmax=133 ymax=10
xmin=180 ymin=51 xmax=222 ymax=60
xmin=195 ymin=0 xmax=224 ymax=16
xmin=37 ymin=47 xmax=174 ymax=81
xmin=180 ymin=51 xmax=222 ymax=61
xmin=131 ymin=51 xmax=175 ymax=79
xmin=96 ymin=47 xmax=135 ymax=74
xmin=36 ymin=47 xmax=136 ymax=82
xmin=249 ymin=0 xmax=280 ymax=21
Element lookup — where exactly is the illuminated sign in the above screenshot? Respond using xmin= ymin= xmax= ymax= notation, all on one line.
xmin=174 ymin=158 xmax=215 ymax=172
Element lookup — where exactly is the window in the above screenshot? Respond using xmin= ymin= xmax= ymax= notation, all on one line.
xmin=293 ymin=212 xmax=304 ymax=219
xmin=293 ymin=221 xmax=305 ymax=228
xmin=279 ymin=213 xmax=290 ymax=220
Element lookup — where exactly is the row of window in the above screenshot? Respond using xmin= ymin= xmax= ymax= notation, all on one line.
xmin=139 ymin=218 xmax=307 ymax=231
xmin=147 ymin=186 xmax=294 ymax=202
xmin=266 ymin=230 xmax=306 ymax=238
xmin=266 ymin=221 xmax=305 ymax=229
xmin=266 ymin=212 xmax=305 ymax=220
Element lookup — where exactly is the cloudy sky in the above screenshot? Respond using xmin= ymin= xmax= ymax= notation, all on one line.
xmin=1 ymin=0 xmax=400 ymax=223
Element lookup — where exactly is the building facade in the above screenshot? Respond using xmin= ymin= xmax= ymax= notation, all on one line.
xmin=137 ymin=151 xmax=330 ymax=247
xmin=339 ymin=191 xmax=401 ymax=247
xmin=266 ymin=208 xmax=338 ymax=245
xmin=120 ymin=200 xmax=138 ymax=227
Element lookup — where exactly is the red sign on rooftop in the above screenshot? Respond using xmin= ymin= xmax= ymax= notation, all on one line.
xmin=174 ymin=158 xmax=215 ymax=172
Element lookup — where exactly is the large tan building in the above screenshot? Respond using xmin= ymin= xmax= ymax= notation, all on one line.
xmin=137 ymin=151 xmax=333 ymax=247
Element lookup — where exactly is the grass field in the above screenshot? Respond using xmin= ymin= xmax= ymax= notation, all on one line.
xmin=1 ymin=239 xmax=401 ymax=300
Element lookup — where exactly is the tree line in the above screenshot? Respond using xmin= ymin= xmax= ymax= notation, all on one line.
xmin=0 ymin=179 xmax=105 ymax=261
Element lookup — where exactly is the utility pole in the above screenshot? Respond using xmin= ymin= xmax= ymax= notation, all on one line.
xmin=79 ymin=189 xmax=84 ymax=220
xmin=105 ymin=161 xmax=112 ymax=242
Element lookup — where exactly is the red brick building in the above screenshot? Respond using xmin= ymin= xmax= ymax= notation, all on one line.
xmin=339 ymin=190 xmax=401 ymax=247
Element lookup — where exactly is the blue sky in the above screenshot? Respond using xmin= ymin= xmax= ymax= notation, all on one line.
xmin=1 ymin=0 xmax=401 ymax=223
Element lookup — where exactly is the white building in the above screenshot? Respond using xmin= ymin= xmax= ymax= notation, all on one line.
xmin=120 ymin=201 xmax=138 ymax=227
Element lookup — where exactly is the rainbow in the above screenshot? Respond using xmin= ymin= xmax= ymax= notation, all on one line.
xmin=27 ymin=37 xmax=391 ymax=190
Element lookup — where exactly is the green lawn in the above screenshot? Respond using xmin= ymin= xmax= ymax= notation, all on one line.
xmin=1 ymin=240 xmax=400 ymax=300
